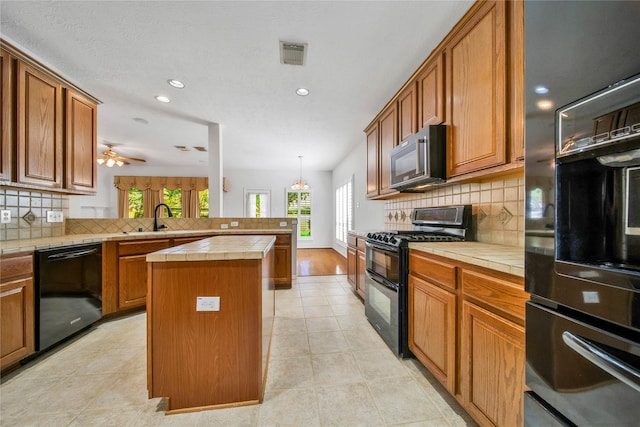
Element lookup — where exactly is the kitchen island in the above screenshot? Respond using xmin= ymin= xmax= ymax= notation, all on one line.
xmin=145 ymin=235 xmax=275 ymax=414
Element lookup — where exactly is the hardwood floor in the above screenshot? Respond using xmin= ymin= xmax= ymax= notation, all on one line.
xmin=297 ymin=248 xmax=347 ymax=276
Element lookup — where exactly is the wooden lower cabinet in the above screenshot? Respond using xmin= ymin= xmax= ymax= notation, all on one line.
xmin=409 ymin=249 xmax=527 ymax=427
xmin=408 ymin=274 xmax=457 ymax=394
xmin=273 ymin=234 xmax=291 ymax=288
xmin=461 ymin=301 xmax=525 ymax=427
xmin=347 ymin=234 xmax=366 ymax=299
xmin=0 ymin=253 xmax=34 ymax=371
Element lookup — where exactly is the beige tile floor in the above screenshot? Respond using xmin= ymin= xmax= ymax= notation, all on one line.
xmin=0 ymin=275 xmax=477 ymax=426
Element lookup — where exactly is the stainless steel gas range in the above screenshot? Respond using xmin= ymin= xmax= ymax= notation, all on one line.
xmin=364 ymin=205 xmax=473 ymax=358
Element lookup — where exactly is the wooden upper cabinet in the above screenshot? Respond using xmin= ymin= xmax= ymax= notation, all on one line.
xmin=445 ymin=0 xmax=507 ymax=177
xmin=398 ymin=82 xmax=418 ymax=141
xmin=65 ymin=89 xmax=97 ymax=192
xmin=365 ymin=121 xmax=379 ymax=198
xmin=509 ymin=0 xmax=524 ymax=161
xmin=16 ymin=60 xmax=63 ymax=189
xmin=1 ymin=48 xmax=12 ymax=181
xmin=378 ymin=104 xmax=398 ymax=196
xmin=417 ymin=53 xmax=445 ymax=128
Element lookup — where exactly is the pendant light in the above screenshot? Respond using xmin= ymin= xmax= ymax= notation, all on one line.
xmin=291 ymin=156 xmax=309 ymax=190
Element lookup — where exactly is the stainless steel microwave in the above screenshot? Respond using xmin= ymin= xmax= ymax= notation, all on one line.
xmin=389 ymin=125 xmax=446 ymax=191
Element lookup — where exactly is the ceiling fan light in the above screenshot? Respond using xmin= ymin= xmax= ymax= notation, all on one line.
xmin=97 ymin=158 xmax=105 ymax=165
xmin=116 ymin=160 xmax=124 ymax=167
xmin=106 ymin=158 xmax=115 ymax=167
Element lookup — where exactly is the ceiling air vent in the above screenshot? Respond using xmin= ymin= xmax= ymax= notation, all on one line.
xmin=280 ymin=41 xmax=307 ymax=66
xmin=174 ymin=145 xmax=189 ymax=151
xmin=193 ymin=146 xmax=207 ymax=152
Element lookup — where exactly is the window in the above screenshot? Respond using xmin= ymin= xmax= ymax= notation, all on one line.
xmin=245 ymin=190 xmax=271 ymax=218
xmin=199 ymin=189 xmax=209 ymax=218
xmin=287 ymin=190 xmax=311 ymax=239
xmin=335 ymin=176 xmax=353 ymax=244
xmin=163 ymin=188 xmax=183 ymax=218
xmin=128 ymin=188 xmax=144 ymax=218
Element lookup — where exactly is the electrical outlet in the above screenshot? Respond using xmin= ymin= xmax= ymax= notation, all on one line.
xmin=46 ymin=210 xmax=64 ymax=223
xmin=230 ymin=221 xmax=239 ymax=227
xmin=220 ymin=223 xmax=229 ymax=229
xmin=1 ymin=210 xmax=11 ymax=224
xmin=280 ymin=221 xmax=287 ymax=227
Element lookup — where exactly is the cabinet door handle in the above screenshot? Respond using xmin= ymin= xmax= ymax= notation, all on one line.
xmin=562 ymin=331 xmax=640 ymax=393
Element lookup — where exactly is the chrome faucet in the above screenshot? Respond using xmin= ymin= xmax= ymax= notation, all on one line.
xmin=153 ymin=203 xmax=173 ymax=231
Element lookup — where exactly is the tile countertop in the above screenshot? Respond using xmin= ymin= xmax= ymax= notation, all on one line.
xmin=0 ymin=229 xmax=292 ymax=255
xmin=409 ymin=241 xmax=524 ymax=278
xmin=146 ymin=235 xmax=276 ymax=262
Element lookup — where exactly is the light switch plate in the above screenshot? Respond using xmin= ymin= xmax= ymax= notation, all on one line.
xmin=1 ymin=210 xmax=11 ymax=224
xmin=280 ymin=221 xmax=287 ymax=227
xmin=46 ymin=210 xmax=64 ymax=223
xmin=230 ymin=221 xmax=239 ymax=227
xmin=196 ymin=296 xmax=220 ymax=311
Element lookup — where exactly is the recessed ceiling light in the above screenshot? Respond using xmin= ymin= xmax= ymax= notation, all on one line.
xmin=167 ymin=79 xmax=185 ymax=89
xmin=536 ymin=99 xmax=554 ymax=110
xmin=534 ymin=85 xmax=550 ymax=94
xmin=296 ymin=88 xmax=309 ymax=96
xmin=155 ymin=95 xmax=170 ymax=103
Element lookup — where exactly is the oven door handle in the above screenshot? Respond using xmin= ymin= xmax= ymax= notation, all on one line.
xmin=365 ymin=241 xmax=399 ymax=257
xmin=365 ymin=269 xmax=399 ymax=292
xmin=562 ymin=331 xmax=640 ymax=393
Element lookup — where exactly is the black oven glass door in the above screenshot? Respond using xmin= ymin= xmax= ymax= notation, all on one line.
xmin=526 ymin=302 xmax=640 ymax=426
xmin=365 ymin=242 xmax=399 ymax=284
xmin=364 ymin=270 xmax=400 ymax=355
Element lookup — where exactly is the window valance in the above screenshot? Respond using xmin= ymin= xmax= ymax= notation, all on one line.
xmin=114 ymin=176 xmax=209 ymax=191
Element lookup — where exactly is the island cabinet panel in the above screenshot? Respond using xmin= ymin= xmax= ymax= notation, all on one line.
xmin=65 ymin=89 xmax=97 ymax=192
xmin=272 ymin=234 xmax=291 ymax=288
xmin=408 ymin=274 xmax=457 ymax=394
xmin=147 ymin=251 xmax=275 ymax=413
xmin=16 ymin=60 xmax=63 ymax=189
xmin=445 ymin=0 xmax=507 ymax=177
xmin=460 ymin=301 xmax=525 ymax=427
xmin=0 ymin=253 xmax=34 ymax=371
xmin=1 ymin=48 xmax=12 ymax=181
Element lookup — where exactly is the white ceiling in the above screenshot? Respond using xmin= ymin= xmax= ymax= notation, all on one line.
xmin=0 ymin=1 xmax=473 ymax=172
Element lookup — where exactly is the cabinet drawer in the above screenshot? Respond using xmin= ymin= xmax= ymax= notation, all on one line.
xmin=118 ymin=239 xmax=171 ymax=256
xmin=347 ymin=234 xmax=357 ymax=247
xmin=461 ymin=269 xmax=528 ymax=324
xmin=0 ymin=253 xmax=33 ymax=280
xmin=409 ymin=251 xmax=457 ymax=290
xmin=356 ymin=238 xmax=366 ymax=252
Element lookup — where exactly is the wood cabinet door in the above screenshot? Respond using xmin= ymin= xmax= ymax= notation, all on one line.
xmin=417 ymin=53 xmax=444 ymax=127
xmin=16 ymin=60 xmax=63 ymax=188
xmin=398 ymin=82 xmax=417 ymax=141
xmin=65 ymin=89 xmax=97 ymax=192
xmin=118 ymin=254 xmax=148 ymax=310
xmin=356 ymin=249 xmax=366 ymax=299
xmin=378 ymin=105 xmax=398 ymax=196
xmin=446 ymin=0 xmax=507 ymax=177
xmin=0 ymin=276 xmax=34 ymax=370
xmin=408 ymin=274 xmax=457 ymax=394
xmin=0 ymin=48 xmax=12 ymax=182
xmin=347 ymin=246 xmax=357 ymax=290
xmin=461 ymin=300 xmax=525 ymax=427
xmin=365 ymin=122 xmax=379 ymax=198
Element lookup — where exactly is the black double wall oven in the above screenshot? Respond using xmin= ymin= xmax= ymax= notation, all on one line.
xmin=524 ymin=2 xmax=640 ymax=425
xmin=364 ymin=205 xmax=472 ymax=358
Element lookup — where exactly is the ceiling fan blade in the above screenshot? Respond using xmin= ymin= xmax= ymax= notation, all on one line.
xmin=116 ymin=155 xmax=146 ymax=162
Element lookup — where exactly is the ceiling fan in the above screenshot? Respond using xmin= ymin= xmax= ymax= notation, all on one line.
xmin=97 ymin=144 xmax=146 ymax=167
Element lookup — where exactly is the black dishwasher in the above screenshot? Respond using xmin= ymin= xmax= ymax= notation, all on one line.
xmin=34 ymin=243 xmax=102 ymax=351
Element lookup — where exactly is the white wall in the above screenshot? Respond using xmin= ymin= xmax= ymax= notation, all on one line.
xmin=331 ymin=140 xmax=385 ymax=256
xmin=222 ymin=168 xmax=333 ymax=249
